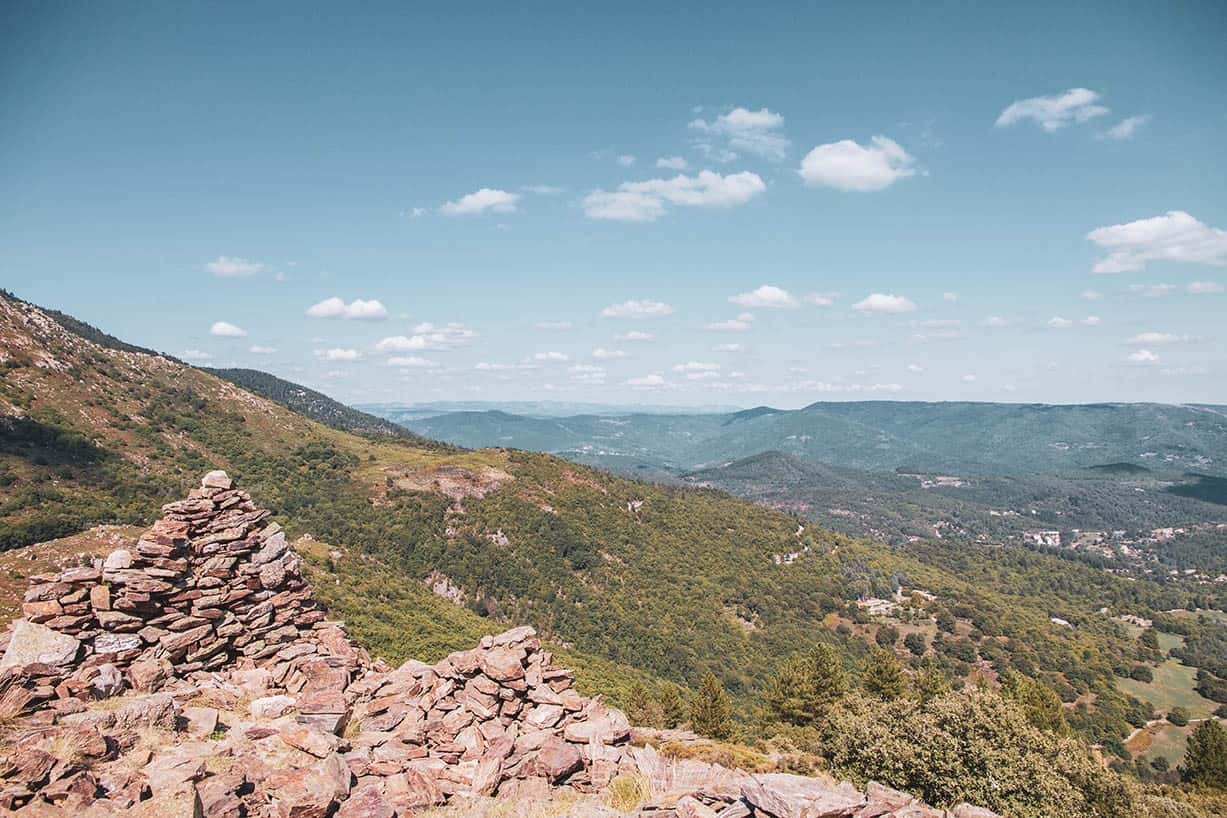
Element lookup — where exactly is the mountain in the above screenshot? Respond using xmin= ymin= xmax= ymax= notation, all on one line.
xmin=3 ymin=290 xmax=1227 ymax=794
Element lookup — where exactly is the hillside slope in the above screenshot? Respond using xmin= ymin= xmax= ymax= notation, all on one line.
xmin=0 ymin=291 xmax=1213 ymax=750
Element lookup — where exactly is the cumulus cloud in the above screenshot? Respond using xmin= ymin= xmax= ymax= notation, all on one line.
xmin=530 ymin=351 xmax=569 ymax=362
xmin=799 ymin=136 xmax=916 ymax=192
xmin=689 ymin=107 xmax=789 ymax=161
xmin=1086 ymin=211 xmax=1227 ymax=273
xmin=729 ymin=285 xmax=798 ymax=309
xmin=569 ymin=364 xmax=606 ymax=384
xmin=961 ymin=374 xmax=977 ymax=383
xmin=805 ymin=293 xmax=836 ymax=307
xmin=672 ymin=361 xmax=720 ymax=373
xmin=375 ymin=322 xmax=477 ymax=352
xmin=1127 ymin=349 xmax=1160 ymax=364
xmin=1097 ymin=115 xmax=1150 ymax=141
xmin=600 ymin=299 xmax=675 ymax=319
xmin=592 ymin=348 xmax=626 ymax=359
xmin=853 ymin=293 xmax=916 ymax=314
xmin=615 ymin=330 xmax=653 ymax=341
xmin=440 ymin=188 xmax=520 ymax=216
xmin=315 ymin=348 xmax=361 ymax=361
xmin=1130 ymin=283 xmax=1177 ymax=298
xmin=626 ymin=373 xmax=666 ymax=389
xmin=1188 ymin=281 xmax=1224 ymax=294
xmin=656 ymin=156 xmax=688 ymax=170
xmin=1083 ymin=315 xmax=1101 ymax=326
xmin=994 ymin=88 xmax=1109 ymax=132
xmin=386 ymin=356 xmax=438 ymax=368
xmin=1082 ymin=290 xmax=1103 ymax=301
xmin=707 ymin=312 xmax=755 ymax=331
xmin=907 ymin=363 xmax=924 ymax=373
xmin=205 ymin=256 xmax=265 ymax=277
xmin=982 ymin=316 xmax=1011 ymax=328
xmin=249 ymin=345 xmax=276 ymax=354
xmin=209 ymin=320 xmax=247 ymax=337
xmin=714 ymin=343 xmax=743 ymax=352
xmin=616 ymin=154 xmax=636 ymax=167
xmin=1127 ymin=331 xmax=1183 ymax=345
xmin=1047 ymin=317 xmax=1073 ymax=329
xmin=305 ymin=297 xmax=388 ymax=320
xmin=182 ymin=349 xmax=213 ymax=361
xmin=584 ymin=170 xmax=766 ymax=222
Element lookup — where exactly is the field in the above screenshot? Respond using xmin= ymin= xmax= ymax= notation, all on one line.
xmin=1118 ymin=659 xmax=1219 ymax=719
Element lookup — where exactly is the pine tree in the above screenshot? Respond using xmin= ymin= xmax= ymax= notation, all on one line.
xmin=863 ymin=647 xmax=906 ymax=700
xmin=1181 ymin=719 xmax=1227 ymax=788
xmin=1002 ymin=671 xmax=1068 ymax=734
xmin=658 ymin=684 xmax=687 ymax=729
xmin=766 ymin=643 xmax=846 ymax=726
xmin=626 ymin=682 xmax=664 ymax=728
xmin=691 ymin=672 xmax=733 ymax=739
xmin=914 ymin=657 xmax=951 ymax=702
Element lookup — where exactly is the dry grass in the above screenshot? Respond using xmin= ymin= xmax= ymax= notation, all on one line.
xmin=605 ymin=773 xmax=651 ymax=812
xmin=658 ymin=739 xmax=777 ymax=773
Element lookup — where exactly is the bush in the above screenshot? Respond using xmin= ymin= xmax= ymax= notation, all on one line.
xmin=1168 ymin=707 xmax=1190 ymax=727
xmin=1131 ymin=665 xmax=1155 ymax=683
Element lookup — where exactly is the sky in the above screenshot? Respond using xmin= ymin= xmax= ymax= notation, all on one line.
xmin=2 ymin=1 xmax=1226 ymax=409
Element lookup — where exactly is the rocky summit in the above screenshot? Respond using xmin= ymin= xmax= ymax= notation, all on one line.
xmin=0 ymin=471 xmax=998 ymax=817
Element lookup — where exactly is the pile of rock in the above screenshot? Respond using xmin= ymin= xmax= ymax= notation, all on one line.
xmin=0 ymin=471 xmax=999 ymax=818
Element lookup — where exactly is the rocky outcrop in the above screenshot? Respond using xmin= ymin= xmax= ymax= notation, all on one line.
xmin=0 ymin=471 xmax=998 ymax=817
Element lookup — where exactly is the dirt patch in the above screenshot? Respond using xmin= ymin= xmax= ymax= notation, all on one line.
xmin=384 ymin=464 xmax=513 ymax=500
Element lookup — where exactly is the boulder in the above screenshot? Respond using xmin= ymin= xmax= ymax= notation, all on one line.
xmin=741 ymin=774 xmax=866 ymax=818
xmin=0 ymin=620 xmax=81 ymax=669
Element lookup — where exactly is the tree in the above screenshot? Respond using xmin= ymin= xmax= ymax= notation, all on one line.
xmin=1182 ymin=718 xmax=1227 ymax=788
xmin=1002 ymin=671 xmax=1068 ymax=734
xmin=691 ymin=673 xmax=733 ymax=739
xmin=904 ymin=632 xmax=927 ymax=656
xmin=1139 ymin=629 xmax=1159 ymax=650
xmin=1167 ymin=706 xmax=1190 ymax=727
xmin=863 ymin=647 xmax=906 ymax=700
xmin=914 ymin=658 xmax=951 ymax=703
xmin=876 ymin=624 xmax=900 ymax=648
xmin=935 ymin=609 xmax=957 ymax=633
xmin=1129 ymin=665 xmax=1153 ymax=683
xmin=626 ymin=682 xmax=663 ymax=728
xmin=765 ymin=643 xmax=847 ymax=726
xmin=658 ymin=684 xmax=687 ymax=729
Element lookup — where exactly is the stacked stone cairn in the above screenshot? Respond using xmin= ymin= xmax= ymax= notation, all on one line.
xmin=0 ymin=471 xmax=999 ymax=817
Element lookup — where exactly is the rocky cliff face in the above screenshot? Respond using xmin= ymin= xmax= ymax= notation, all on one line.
xmin=0 ymin=472 xmax=998 ymax=818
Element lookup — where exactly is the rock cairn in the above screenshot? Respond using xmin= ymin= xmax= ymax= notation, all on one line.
xmin=0 ymin=471 xmax=999 ymax=817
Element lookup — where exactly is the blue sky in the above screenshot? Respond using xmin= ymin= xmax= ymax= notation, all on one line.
xmin=3 ymin=1 xmax=1226 ymax=408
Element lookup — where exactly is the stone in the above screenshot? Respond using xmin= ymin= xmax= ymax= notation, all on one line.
xmin=112 ymin=693 xmax=178 ymax=732
xmin=90 ymin=663 xmax=125 ymax=698
xmin=336 ymin=783 xmax=395 ymax=818
xmin=103 ymin=549 xmax=133 ymax=570
xmin=201 ymin=470 xmax=232 ymax=489
xmin=480 ymin=647 xmax=525 ymax=682
xmin=183 ymin=706 xmax=220 ymax=736
xmin=676 ymin=795 xmax=720 ymax=818
xmin=94 ymin=633 xmax=143 ymax=654
xmin=279 ymin=724 xmax=339 ymax=758
xmin=533 ymin=735 xmax=584 ymax=784
xmin=250 ymin=694 xmax=297 ymax=719
xmin=0 ymin=620 xmax=82 ymax=669
xmin=950 ymin=806 xmax=1002 ymax=818
xmin=741 ymin=774 xmax=866 ymax=818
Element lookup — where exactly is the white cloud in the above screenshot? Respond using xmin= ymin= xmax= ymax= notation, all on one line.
xmin=535 ymin=321 xmax=573 ymax=330
xmin=1097 ymin=115 xmax=1150 ymax=141
xmin=907 ymin=363 xmax=924 ymax=373
xmin=592 ymin=348 xmax=626 ymax=359
xmin=1127 ymin=349 xmax=1160 ymax=364
xmin=1188 ymin=281 xmax=1224 ymax=294
xmin=672 ymin=361 xmax=720 ymax=373
xmin=616 ymin=154 xmax=636 ymax=167
xmin=315 ymin=348 xmax=361 ymax=361
xmin=615 ymin=330 xmax=653 ymax=341
xmin=707 ymin=312 xmax=755 ymax=331
xmin=375 ymin=323 xmax=477 ymax=352
xmin=405 ymin=207 xmax=427 ymax=218
xmin=474 ymin=362 xmax=513 ymax=372
xmin=799 ymin=136 xmax=916 ymax=192
xmin=600 ymin=299 xmax=675 ymax=319
xmin=995 ymin=88 xmax=1109 ymax=132
xmin=522 ymin=185 xmax=564 ymax=195
xmin=943 ymin=291 xmax=958 ymax=303
xmin=440 ymin=188 xmax=520 ymax=216
xmin=530 ymin=351 xmax=569 ymax=363
xmin=209 ymin=320 xmax=247 ymax=337
xmin=1047 ymin=317 xmax=1074 ymax=329
xmin=1082 ymin=290 xmax=1103 ymax=301
xmin=569 ymin=364 xmax=604 ymax=374
xmin=205 ymin=256 xmax=264 ymax=277
xmin=249 ymin=345 xmax=276 ymax=354
xmin=583 ymin=170 xmax=766 ymax=222
xmin=656 ymin=156 xmax=688 ymax=170
xmin=714 ymin=343 xmax=743 ymax=352
xmin=305 ymin=297 xmax=388 ymax=320
xmin=982 ymin=316 xmax=1011 ymax=328
xmin=729 ymin=284 xmax=798 ymax=309
xmin=805 ymin=292 xmax=836 ymax=307
xmin=387 ymin=356 xmax=438 ymax=368
xmin=1083 ymin=315 xmax=1101 ymax=326
xmin=853 ymin=293 xmax=916 ymax=314
xmin=1127 ymin=332 xmax=1183 ymax=345
xmin=689 ymin=107 xmax=789 ymax=161
xmin=1129 ymin=283 xmax=1177 ymax=298
xmin=961 ymin=374 xmax=977 ymax=383
xmin=182 ymin=349 xmax=213 ymax=361
xmin=1087 ymin=211 xmax=1227 ymax=273
xmin=626 ymin=373 xmax=666 ymax=390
